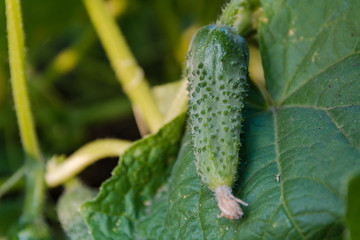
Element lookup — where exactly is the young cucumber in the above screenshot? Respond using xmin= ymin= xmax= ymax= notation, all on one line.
xmin=186 ymin=25 xmax=249 ymax=220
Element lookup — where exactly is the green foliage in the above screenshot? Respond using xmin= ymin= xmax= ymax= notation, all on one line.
xmin=8 ymin=219 xmax=50 ymax=240
xmin=2 ymin=0 xmax=359 ymax=239
xmin=0 ymin=198 xmax=22 ymax=236
xmin=81 ymin=114 xmax=185 ymax=239
xmin=1 ymin=0 xmax=225 ymax=237
xmin=159 ymin=0 xmax=360 ymax=239
xmin=219 ymin=0 xmax=260 ymax=35
xmin=82 ymin=0 xmax=360 ymax=238
xmin=0 ymin=0 xmax=226 ymax=167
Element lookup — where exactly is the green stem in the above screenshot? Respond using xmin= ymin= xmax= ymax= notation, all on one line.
xmin=83 ymin=0 xmax=164 ymax=133
xmin=5 ymin=0 xmax=45 ymax=222
xmin=5 ymin=0 xmax=41 ymax=162
xmin=23 ymin=161 xmax=46 ymax=221
xmin=0 ymin=66 xmax=5 ymax=106
xmin=218 ymin=0 xmax=260 ymax=36
xmin=0 ymin=166 xmax=25 ymax=199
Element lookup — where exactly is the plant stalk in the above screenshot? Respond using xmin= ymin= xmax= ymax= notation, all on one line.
xmin=83 ymin=0 xmax=164 ymax=133
xmin=46 ymin=139 xmax=132 ymax=187
xmin=0 ymin=166 xmax=25 ymax=199
xmin=218 ymin=0 xmax=260 ymax=36
xmin=5 ymin=0 xmax=45 ymax=222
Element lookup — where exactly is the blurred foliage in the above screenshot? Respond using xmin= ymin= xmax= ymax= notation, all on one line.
xmin=0 ymin=0 xmax=226 ymax=173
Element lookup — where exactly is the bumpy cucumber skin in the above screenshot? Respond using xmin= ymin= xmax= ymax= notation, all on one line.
xmin=187 ymin=25 xmax=249 ymax=191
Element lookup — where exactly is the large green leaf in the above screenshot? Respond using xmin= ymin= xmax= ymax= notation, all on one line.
xmin=159 ymin=0 xmax=360 ymax=239
xmin=80 ymin=114 xmax=185 ymax=239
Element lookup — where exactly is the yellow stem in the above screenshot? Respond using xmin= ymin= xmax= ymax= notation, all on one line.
xmin=46 ymin=139 xmax=132 ymax=187
xmin=6 ymin=0 xmax=42 ymax=162
xmin=6 ymin=0 xmax=47 ymax=223
xmin=83 ymin=0 xmax=164 ymax=133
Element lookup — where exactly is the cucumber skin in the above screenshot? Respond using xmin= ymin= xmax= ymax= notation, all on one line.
xmin=186 ymin=25 xmax=249 ymax=191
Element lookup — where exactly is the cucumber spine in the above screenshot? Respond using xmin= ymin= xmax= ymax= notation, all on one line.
xmin=186 ymin=25 xmax=249 ymax=220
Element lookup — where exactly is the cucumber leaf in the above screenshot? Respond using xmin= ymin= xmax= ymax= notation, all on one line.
xmin=80 ymin=114 xmax=185 ymax=239
xmin=159 ymin=0 xmax=360 ymax=239
xmin=135 ymin=186 xmax=169 ymax=239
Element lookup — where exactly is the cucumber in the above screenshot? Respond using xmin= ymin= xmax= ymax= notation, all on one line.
xmin=186 ymin=25 xmax=249 ymax=220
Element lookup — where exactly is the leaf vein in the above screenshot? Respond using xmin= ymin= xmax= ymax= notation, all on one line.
xmin=285 ymin=176 xmax=341 ymax=199
xmin=281 ymin=104 xmax=359 ymax=110
xmin=239 ymin=160 xmax=276 ymax=192
xmin=260 ymin=205 xmax=282 ymax=240
xmin=281 ymin=52 xmax=360 ymax=104
xmin=272 ymin=107 xmax=306 ymax=239
xmin=281 ymin=1 xmax=346 ymax=100
xmin=197 ymin=185 xmax=206 ymax=240
xmin=325 ymin=110 xmax=360 ymax=152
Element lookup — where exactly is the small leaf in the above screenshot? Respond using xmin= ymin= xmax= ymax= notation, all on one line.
xmin=80 ymin=114 xmax=185 ymax=239
xmin=346 ymin=172 xmax=360 ymax=240
xmin=152 ymin=81 xmax=183 ymax=115
xmin=57 ymin=180 xmax=96 ymax=240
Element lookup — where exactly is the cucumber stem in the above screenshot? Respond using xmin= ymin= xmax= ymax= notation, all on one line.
xmin=218 ymin=0 xmax=261 ymax=36
xmin=215 ymin=186 xmax=248 ymax=220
